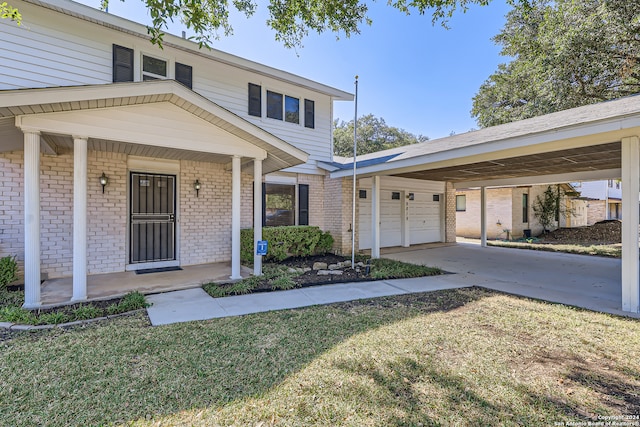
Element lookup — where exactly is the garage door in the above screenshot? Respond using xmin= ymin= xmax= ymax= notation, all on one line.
xmin=409 ymin=192 xmax=441 ymax=244
xmin=359 ymin=190 xmax=402 ymax=249
xmin=359 ymin=190 xmax=442 ymax=249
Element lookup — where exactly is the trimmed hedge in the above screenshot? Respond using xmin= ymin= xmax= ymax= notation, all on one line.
xmin=241 ymin=226 xmax=334 ymax=263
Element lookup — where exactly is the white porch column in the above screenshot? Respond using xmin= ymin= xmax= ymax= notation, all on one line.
xmin=621 ymin=136 xmax=640 ymax=313
xmin=72 ymin=136 xmax=88 ymax=302
xmin=230 ymin=155 xmax=242 ymax=280
xmin=480 ymin=186 xmax=487 ymax=247
xmin=23 ymin=131 xmax=41 ymax=309
xmin=371 ymin=175 xmax=381 ymax=258
xmin=253 ymin=158 xmax=263 ymax=276
xmin=401 ymin=191 xmax=410 ymax=247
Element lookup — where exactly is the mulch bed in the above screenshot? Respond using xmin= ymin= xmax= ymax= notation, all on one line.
xmin=538 ymin=220 xmax=622 ymax=245
xmin=251 ymin=254 xmax=373 ymax=292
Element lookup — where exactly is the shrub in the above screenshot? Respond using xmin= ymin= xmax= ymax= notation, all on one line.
xmin=240 ymin=226 xmax=334 ymax=263
xmin=0 ymin=306 xmax=36 ymax=324
xmin=106 ymin=291 xmax=149 ymax=315
xmin=0 ymin=255 xmax=18 ymax=289
xmin=38 ymin=312 xmax=70 ymax=325
xmin=72 ymin=304 xmax=102 ymax=321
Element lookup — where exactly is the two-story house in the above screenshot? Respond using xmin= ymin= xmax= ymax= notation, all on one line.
xmin=572 ymin=180 xmax=622 ymax=223
xmin=0 ymin=0 xmax=360 ymax=307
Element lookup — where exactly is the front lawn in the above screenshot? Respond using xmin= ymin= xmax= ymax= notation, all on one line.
xmin=1 ymin=288 xmax=639 ymax=426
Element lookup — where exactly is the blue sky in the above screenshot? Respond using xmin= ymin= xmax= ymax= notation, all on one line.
xmin=78 ymin=0 xmax=511 ymax=139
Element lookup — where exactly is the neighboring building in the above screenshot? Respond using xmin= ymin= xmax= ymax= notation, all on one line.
xmin=456 ymin=184 xmax=584 ymax=240
xmin=571 ymin=180 xmax=622 ymax=223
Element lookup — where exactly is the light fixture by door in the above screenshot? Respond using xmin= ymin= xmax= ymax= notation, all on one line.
xmin=194 ymin=179 xmax=201 ymax=197
xmin=99 ymin=172 xmax=109 ymax=193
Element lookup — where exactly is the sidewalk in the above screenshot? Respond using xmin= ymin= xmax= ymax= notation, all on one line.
xmin=146 ymin=274 xmax=471 ymax=326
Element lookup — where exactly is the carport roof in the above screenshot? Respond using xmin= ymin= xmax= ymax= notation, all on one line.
xmin=330 ymin=95 xmax=640 ymax=187
xmin=0 ymin=80 xmax=309 ymax=174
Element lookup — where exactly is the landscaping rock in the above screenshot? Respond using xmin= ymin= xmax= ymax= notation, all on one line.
xmin=328 ymin=264 xmax=341 ymax=270
xmin=317 ymin=270 xmax=344 ymax=276
xmin=303 ymin=267 xmax=312 ymax=273
xmin=288 ymin=267 xmax=303 ymax=274
xmin=342 ymin=260 xmax=352 ymax=267
xmin=312 ymin=262 xmax=328 ymax=270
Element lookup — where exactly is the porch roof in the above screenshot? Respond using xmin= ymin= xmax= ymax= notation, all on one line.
xmin=0 ymin=80 xmax=309 ymax=173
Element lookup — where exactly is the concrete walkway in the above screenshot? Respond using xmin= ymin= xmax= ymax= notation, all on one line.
xmin=146 ymin=243 xmax=639 ymax=326
xmin=146 ymin=274 xmax=471 ymax=326
xmin=384 ymin=242 xmax=639 ymax=319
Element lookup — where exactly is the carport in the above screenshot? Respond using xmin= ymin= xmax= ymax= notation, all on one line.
xmin=330 ymin=95 xmax=640 ymax=314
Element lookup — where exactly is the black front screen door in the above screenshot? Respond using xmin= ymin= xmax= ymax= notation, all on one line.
xmin=130 ymin=173 xmax=176 ymax=264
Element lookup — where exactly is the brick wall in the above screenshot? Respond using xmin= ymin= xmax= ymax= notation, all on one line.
xmin=0 ymin=151 xmax=25 ymax=273
xmin=179 ymin=160 xmax=254 ymax=266
xmin=444 ymin=182 xmax=457 ymax=243
xmin=324 ymin=176 xmax=357 ymax=254
xmin=87 ymin=151 xmax=127 ymax=274
xmin=587 ymin=200 xmax=607 ymax=225
xmin=456 ymin=188 xmax=514 ymax=239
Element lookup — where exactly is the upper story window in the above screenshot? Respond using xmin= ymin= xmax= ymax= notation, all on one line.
xmin=142 ymin=55 xmax=167 ymax=81
xmin=266 ymin=91 xmax=283 ymax=120
xmin=113 ymin=44 xmax=134 ymax=83
xmin=175 ymin=62 xmax=193 ymax=89
xmin=304 ymin=99 xmax=315 ymax=129
xmin=251 ymin=84 xmax=314 ymax=126
xmin=285 ymin=96 xmax=299 ymax=124
xmin=111 ymin=46 xmax=192 ymax=88
xmin=248 ymin=83 xmax=262 ymax=117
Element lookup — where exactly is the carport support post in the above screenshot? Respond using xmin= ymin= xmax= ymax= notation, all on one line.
xmin=480 ymin=186 xmax=487 ymax=247
xmin=230 ymin=155 xmax=242 ymax=280
xmin=253 ymin=158 xmax=262 ymax=276
xmin=621 ymin=136 xmax=640 ymax=313
xmin=23 ymin=130 xmax=41 ymax=309
xmin=371 ymin=175 xmax=381 ymax=258
xmin=72 ymin=136 xmax=88 ymax=302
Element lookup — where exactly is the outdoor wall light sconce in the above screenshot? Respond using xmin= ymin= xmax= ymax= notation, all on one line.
xmin=194 ymin=179 xmax=201 ymax=197
xmin=99 ymin=172 xmax=109 ymax=193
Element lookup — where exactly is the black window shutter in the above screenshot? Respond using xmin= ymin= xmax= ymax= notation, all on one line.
xmin=249 ymin=83 xmax=262 ymax=117
xmin=304 ymin=99 xmax=315 ymax=129
xmin=262 ymin=182 xmax=267 ymax=227
xmin=298 ymin=184 xmax=309 ymax=225
xmin=112 ymin=44 xmax=134 ymax=83
xmin=175 ymin=62 xmax=193 ymax=89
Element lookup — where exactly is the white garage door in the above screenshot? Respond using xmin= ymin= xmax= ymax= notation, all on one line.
xmin=359 ymin=190 xmax=442 ymax=249
xmin=359 ymin=190 xmax=402 ymax=249
xmin=409 ymin=192 xmax=441 ymax=244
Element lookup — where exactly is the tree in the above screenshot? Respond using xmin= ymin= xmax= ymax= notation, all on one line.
xmin=472 ymin=0 xmax=640 ymax=128
xmin=333 ymin=114 xmax=428 ymax=157
xmin=2 ymin=0 xmax=508 ymax=49
xmin=1 ymin=2 xmax=21 ymax=24
xmin=532 ymin=185 xmax=573 ymax=233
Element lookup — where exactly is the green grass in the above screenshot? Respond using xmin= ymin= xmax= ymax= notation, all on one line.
xmin=0 ymin=290 xmax=150 ymax=325
xmin=2 ymin=288 xmax=639 ymax=426
xmin=487 ymin=240 xmax=622 ymax=257
xmin=369 ymin=257 xmax=442 ymax=279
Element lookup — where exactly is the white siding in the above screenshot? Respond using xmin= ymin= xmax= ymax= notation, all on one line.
xmin=0 ymin=0 xmax=335 ymax=174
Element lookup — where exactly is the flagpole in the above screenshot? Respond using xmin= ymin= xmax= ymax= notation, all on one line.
xmin=351 ymin=76 xmax=358 ymax=268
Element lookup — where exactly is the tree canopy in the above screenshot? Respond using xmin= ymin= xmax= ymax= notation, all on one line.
xmin=333 ymin=114 xmax=428 ymax=157
xmin=0 ymin=0 xmax=494 ymax=48
xmin=472 ymin=0 xmax=640 ymax=128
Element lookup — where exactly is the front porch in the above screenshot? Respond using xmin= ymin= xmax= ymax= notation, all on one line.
xmin=40 ymin=262 xmax=252 ymax=307
xmin=0 ymin=80 xmax=309 ymax=308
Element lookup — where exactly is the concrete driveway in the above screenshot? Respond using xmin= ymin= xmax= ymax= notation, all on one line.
xmin=383 ymin=243 xmax=638 ymax=318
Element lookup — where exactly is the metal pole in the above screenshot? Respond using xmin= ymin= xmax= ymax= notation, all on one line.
xmin=351 ymin=76 xmax=358 ymax=268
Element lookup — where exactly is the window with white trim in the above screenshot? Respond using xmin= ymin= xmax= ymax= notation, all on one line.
xmin=142 ymin=55 xmax=167 ymax=81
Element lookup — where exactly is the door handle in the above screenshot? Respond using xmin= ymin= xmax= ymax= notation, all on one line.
xmin=169 ymin=214 xmax=175 ymax=222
